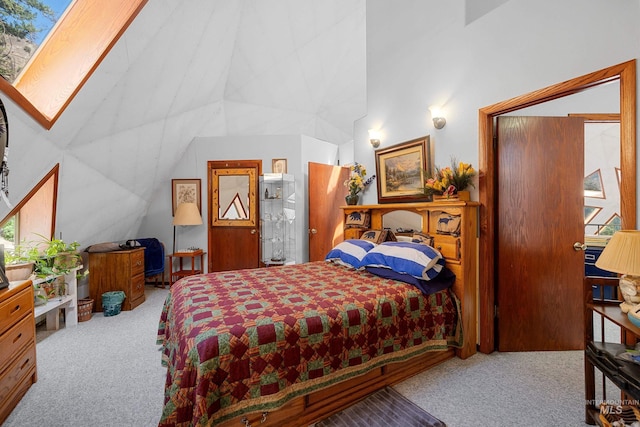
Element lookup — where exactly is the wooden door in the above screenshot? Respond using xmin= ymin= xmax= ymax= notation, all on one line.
xmin=308 ymin=162 xmax=349 ymax=261
xmin=497 ymin=116 xmax=585 ymax=351
xmin=208 ymin=160 xmax=262 ymax=272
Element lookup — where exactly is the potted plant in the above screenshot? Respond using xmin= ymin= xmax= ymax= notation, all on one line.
xmin=32 ymin=234 xmax=81 ymax=278
xmin=28 ymin=235 xmax=82 ymax=298
xmin=4 ymin=242 xmax=39 ymax=281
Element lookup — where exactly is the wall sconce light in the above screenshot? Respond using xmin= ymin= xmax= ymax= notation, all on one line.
xmin=368 ymin=129 xmax=381 ymax=148
xmin=429 ymin=106 xmax=446 ymax=129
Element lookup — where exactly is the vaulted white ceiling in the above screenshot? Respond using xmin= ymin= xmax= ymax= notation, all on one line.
xmin=7 ymin=0 xmax=366 ymax=244
xmin=62 ymin=0 xmax=365 ymax=145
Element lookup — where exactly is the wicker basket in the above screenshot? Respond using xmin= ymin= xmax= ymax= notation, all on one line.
xmin=77 ymin=298 xmax=94 ymax=322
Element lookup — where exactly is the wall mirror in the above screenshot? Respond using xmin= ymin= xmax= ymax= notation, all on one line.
xmin=211 ymin=167 xmax=257 ymax=227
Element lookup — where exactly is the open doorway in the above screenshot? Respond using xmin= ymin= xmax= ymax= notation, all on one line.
xmin=477 ymin=60 xmax=636 ymax=353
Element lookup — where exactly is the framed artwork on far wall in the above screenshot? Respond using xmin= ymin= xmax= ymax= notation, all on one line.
xmin=272 ymin=158 xmax=287 ymax=174
xmin=172 ymin=178 xmax=201 ymax=216
xmin=375 ymin=135 xmax=432 ymax=204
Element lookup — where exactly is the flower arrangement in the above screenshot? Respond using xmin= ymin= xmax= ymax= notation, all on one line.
xmin=344 ymin=162 xmax=376 ymax=197
xmin=424 ymin=158 xmax=476 ymax=197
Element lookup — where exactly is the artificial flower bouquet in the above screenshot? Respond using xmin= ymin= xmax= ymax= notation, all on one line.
xmin=344 ymin=162 xmax=376 ymax=196
xmin=424 ymin=158 xmax=476 ymax=197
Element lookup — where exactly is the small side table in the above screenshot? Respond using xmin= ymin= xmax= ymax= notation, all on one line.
xmin=168 ymin=250 xmax=205 ymax=286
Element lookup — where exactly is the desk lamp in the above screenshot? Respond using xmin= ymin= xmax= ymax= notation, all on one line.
xmin=172 ymin=202 xmax=203 ymax=253
xmin=595 ymin=230 xmax=640 ymax=314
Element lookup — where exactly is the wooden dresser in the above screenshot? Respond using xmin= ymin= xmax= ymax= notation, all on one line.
xmin=89 ymin=248 xmax=145 ymax=312
xmin=0 ymin=280 xmax=37 ymax=424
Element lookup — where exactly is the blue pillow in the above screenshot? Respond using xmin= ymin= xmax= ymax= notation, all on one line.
xmin=359 ymin=241 xmax=443 ymax=280
xmin=366 ymin=265 xmax=455 ymax=295
xmin=325 ymin=239 xmax=377 ymax=269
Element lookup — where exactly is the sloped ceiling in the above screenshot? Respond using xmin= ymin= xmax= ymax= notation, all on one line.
xmin=8 ymin=0 xmax=366 ymax=245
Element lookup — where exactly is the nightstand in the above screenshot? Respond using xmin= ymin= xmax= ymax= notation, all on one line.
xmin=168 ymin=250 xmax=205 ymax=286
xmin=584 ymin=276 xmax=640 ymax=425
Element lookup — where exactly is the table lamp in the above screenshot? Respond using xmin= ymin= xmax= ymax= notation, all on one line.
xmin=595 ymin=230 xmax=640 ymax=314
xmin=172 ymin=202 xmax=203 ymax=253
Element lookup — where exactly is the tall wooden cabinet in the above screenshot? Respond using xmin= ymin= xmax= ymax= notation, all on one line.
xmin=89 ymin=248 xmax=145 ymax=311
xmin=0 ymin=280 xmax=37 ymax=424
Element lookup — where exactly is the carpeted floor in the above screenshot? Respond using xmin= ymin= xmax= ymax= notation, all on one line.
xmin=4 ymin=285 xmax=168 ymax=427
xmin=3 ymin=286 xmax=604 ymax=426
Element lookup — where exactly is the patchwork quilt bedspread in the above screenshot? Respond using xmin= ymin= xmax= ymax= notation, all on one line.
xmin=157 ymin=261 xmax=461 ymax=426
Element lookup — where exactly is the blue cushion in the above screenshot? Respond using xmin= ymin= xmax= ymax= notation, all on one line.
xmin=366 ymin=265 xmax=455 ymax=295
xmin=359 ymin=241 xmax=443 ymax=280
xmin=325 ymin=239 xmax=377 ymax=269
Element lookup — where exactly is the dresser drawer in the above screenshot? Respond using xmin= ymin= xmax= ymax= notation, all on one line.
xmin=433 ymin=237 xmax=461 ymax=263
xmin=0 ymin=315 xmax=35 ymax=375
xmin=131 ymin=250 xmax=145 ymax=277
xmin=0 ymin=287 xmax=33 ymax=336
xmin=0 ymin=343 xmax=36 ymax=405
xmin=130 ymin=273 xmax=145 ymax=301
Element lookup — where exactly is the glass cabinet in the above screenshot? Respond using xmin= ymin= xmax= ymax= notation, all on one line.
xmin=260 ymin=173 xmax=295 ymax=266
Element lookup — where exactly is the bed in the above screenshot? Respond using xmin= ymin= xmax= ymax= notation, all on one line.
xmin=157 ymin=201 xmax=478 ymax=427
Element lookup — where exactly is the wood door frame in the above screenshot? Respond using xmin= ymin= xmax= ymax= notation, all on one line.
xmin=478 ymin=59 xmax=637 ymax=353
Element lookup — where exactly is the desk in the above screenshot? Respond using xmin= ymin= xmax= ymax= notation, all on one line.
xmin=168 ymin=250 xmax=205 ymax=286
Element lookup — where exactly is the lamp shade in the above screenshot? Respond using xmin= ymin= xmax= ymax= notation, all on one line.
xmin=173 ymin=202 xmax=203 ymax=226
xmin=595 ymin=230 xmax=640 ymax=276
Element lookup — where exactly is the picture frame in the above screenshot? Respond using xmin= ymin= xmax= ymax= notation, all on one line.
xmin=172 ymin=178 xmax=201 ymax=216
xmin=272 ymin=158 xmax=287 ymax=174
xmin=374 ymin=135 xmax=432 ymax=204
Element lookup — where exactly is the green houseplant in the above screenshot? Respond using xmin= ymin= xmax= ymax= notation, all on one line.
xmin=31 ymin=234 xmax=82 ymax=298
xmin=4 ymin=242 xmax=40 ymax=281
xmin=4 ymin=235 xmax=82 ymax=297
xmin=32 ymin=234 xmax=81 ymax=278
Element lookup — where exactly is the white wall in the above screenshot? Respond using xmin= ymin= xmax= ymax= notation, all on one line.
xmin=139 ymin=134 xmax=339 ymax=266
xmin=355 ymin=0 xmax=640 ymax=206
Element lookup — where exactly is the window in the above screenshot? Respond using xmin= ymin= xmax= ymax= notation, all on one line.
xmin=0 ymin=0 xmax=147 ymax=129
xmin=0 ymin=0 xmax=74 ymax=83
xmin=0 ymin=164 xmax=58 ymax=251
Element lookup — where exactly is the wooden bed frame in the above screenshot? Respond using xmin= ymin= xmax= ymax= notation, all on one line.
xmin=219 ymin=201 xmax=478 ymax=427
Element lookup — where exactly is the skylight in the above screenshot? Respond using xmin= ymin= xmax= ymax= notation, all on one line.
xmin=0 ymin=0 xmax=147 ymax=129
xmin=0 ymin=0 xmax=73 ymax=83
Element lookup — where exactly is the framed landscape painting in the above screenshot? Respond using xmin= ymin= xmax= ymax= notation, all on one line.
xmin=375 ymin=136 xmax=432 ymax=203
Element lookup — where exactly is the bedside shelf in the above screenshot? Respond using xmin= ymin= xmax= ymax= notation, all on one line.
xmin=585 ymin=277 xmax=640 ymax=425
xmin=589 ymin=303 xmax=640 ymax=335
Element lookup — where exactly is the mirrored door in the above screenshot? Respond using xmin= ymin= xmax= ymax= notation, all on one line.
xmin=208 ymin=160 xmax=262 ymax=271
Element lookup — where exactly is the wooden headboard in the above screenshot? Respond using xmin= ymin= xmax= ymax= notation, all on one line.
xmin=341 ymin=201 xmax=479 ymax=359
